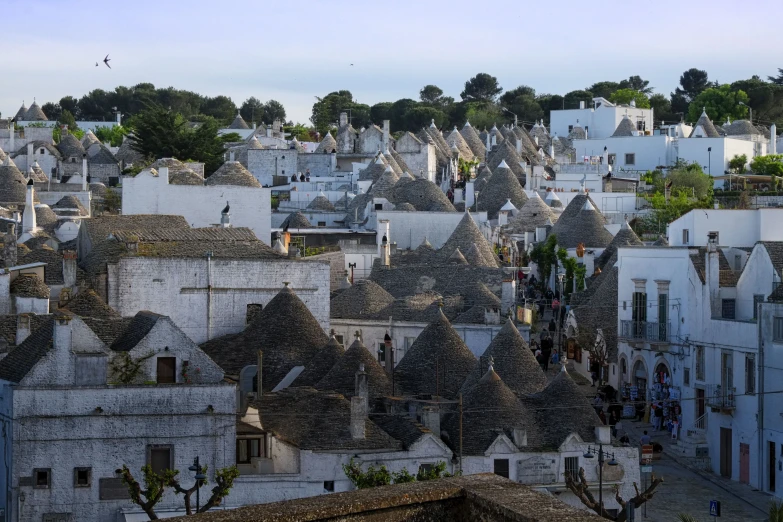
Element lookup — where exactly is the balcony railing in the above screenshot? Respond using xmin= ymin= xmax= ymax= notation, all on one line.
xmin=620 ymin=321 xmax=671 ymax=343
xmin=705 ymin=384 xmax=735 ymax=410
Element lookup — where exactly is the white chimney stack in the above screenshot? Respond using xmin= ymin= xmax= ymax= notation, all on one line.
xmin=351 ymin=361 xmax=368 ymax=439
xmin=706 ymin=232 xmax=720 ymax=316
xmin=81 ymin=154 xmax=88 ymax=191
xmin=378 ymin=219 xmax=390 ymax=266
xmin=771 ymin=124 xmax=777 ymax=156
xmin=501 ymin=278 xmax=516 ymax=317
xmin=579 ymin=101 xmax=585 ymax=109
xmin=22 ymin=180 xmax=36 ymax=233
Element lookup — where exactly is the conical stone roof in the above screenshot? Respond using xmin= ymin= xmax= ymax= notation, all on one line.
xmin=307 ymin=194 xmax=336 ymax=211
xmin=505 ymin=191 xmax=558 ymax=233
xmin=460 ymin=122 xmax=487 ymax=158
xmin=448 ymin=247 xmax=469 ymax=265
xmin=200 ymin=285 xmax=328 ymax=389
xmin=57 ymin=132 xmax=86 ymax=158
xmin=281 ymin=211 xmax=313 ymax=229
xmin=35 ymin=204 xmax=58 ymax=230
xmin=206 ymin=161 xmax=261 ymax=187
xmin=0 ymin=157 xmax=29 ymax=204
xmin=443 ymin=365 xmax=535 ymax=455
xmin=473 ymin=165 xmax=493 ymax=192
xmin=461 ymin=319 xmax=547 ymax=395
xmin=393 ymin=310 xmax=476 ymax=398
xmin=690 ymin=110 xmax=721 ymax=138
xmin=228 ymin=112 xmax=250 ymax=129
xmin=549 ymin=195 xmax=612 ymax=249
xmin=315 ymin=132 xmax=337 ymax=153
xmin=358 ymin=156 xmax=387 ymax=182
xmin=463 ymin=243 xmax=489 ymax=267
xmin=150 ymin=158 xmax=203 ymax=185
xmin=476 ymin=160 xmax=528 ymax=219
xmin=330 ymin=280 xmax=395 ymax=319
xmin=437 ymin=212 xmax=498 ymax=267
xmin=392 ymin=178 xmax=455 ymax=212
xmin=81 ymin=130 xmax=100 ymax=147
xmin=383 ymin=151 xmax=404 ymax=176
xmin=612 ymin=115 xmax=637 ymax=137
xmin=295 ymin=335 xmax=345 ymax=387
xmin=27 ymin=163 xmax=48 ymax=183
xmin=247 ymin=136 xmax=264 ymax=150
xmin=369 ymin=166 xmax=399 ymax=200
xmin=14 ymin=103 xmax=27 ymax=121
xmin=487 ymin=140 xmax=527 ymax=182
xmin=315 ymin=337 xmax=391 ymax=398
xmin=446 ymin=127 xmax=475 ymax=161
xmin=61 ymin=289 xmax=121 ymax=319
xmin=595 ymin=221 xmax=643 ymax=270
xmin=24 ymin=101 xmax=47 ymax=121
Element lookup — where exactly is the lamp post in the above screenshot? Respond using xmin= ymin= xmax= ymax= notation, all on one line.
xmin=188 ymin=457 xmax=207 ymax=513
xmin=582 ymin=444 xmax=619 ymax=515
xmin=739 ymin=101 xmax=752 ymax=124
xmin=707 ymin=147 xmax=712 ymax=177
xmin=501 ymin=107 xmax=518 ymax=128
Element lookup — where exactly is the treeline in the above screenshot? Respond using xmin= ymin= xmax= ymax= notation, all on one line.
xmin=37 ymin=83 xmax=287 ymax=127
xmin=310 ymin=69 xmax=783 ymax=134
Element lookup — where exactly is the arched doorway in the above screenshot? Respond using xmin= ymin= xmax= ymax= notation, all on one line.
xmin=631 ymin=359 xmax=648 ymax=400
xmin=565 ymin=337 xmax=581 ymax=363
xmin=619 ymin=355 xmax=629 ymax=385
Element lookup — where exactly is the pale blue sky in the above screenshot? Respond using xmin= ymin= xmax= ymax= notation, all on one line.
xmin=2 ymin=0 xmax=781 ymax=124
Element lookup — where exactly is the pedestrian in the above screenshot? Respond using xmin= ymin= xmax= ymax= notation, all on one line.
xmin=548 ymin=318 xmax=556 ymax=334
xmin=589 ymin=359 xmax=600 ymax=387
xmin=640 ymin=430 xmax=651 ymax=446
xmin=541 ymin=336 xmax=552 ymax=372
xmin=551 ymin=350 xmax=560 ymax=366
xmin=634 ymin=401 xmax=645 ymax=422
xmin=654 ymin=401 xmax=664 ymax=431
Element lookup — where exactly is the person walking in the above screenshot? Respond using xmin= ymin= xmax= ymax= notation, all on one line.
xmin=548 ymin=318 xmax=556 ymax=335
xmin=589 ymin=359 xmax=600 ymax=387
xmin=654 ymin=401 xmax=664 ymax=431
xmin=541 ymin=335 xmax=552 ymax=372
xmin=640 ymin=430 xmax=651 ymax=446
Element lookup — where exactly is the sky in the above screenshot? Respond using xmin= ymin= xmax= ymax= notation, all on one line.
xmin=2 ymin=0 xmax=781 ymax=124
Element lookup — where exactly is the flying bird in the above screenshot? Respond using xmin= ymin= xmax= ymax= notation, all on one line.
xmin=350 ymin=63 xmax=354 ymax=66
xmin=103 ymin=54 xmax=111 ymax=68
xmin=95 ymin=62 xmax=99 ymax=67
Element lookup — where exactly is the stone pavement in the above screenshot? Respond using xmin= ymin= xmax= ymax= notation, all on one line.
xmin=621 ymin=419 xmax=769 ymax=522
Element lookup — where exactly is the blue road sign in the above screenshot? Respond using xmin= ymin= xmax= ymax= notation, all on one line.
xmin=709 ymin=500 xmax=721 ymax=517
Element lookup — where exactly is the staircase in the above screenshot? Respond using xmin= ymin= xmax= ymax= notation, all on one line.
xmin=673 ymin=414 xmax=709 ymax=459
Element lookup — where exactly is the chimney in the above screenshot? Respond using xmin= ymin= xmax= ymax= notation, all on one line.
xmin=706 ymin=232 xmax=720 ymax=316
xmin=82 ymin=153 xmax=88 ymax=191
xmin=3 ymin=223 xmax=17 ymax=268
xmin=501 ymin=278 xmax=516 ymax=316
xmin=220 ymin=201 xmax=231 ymax=228
xmin=351 ymin=364 xmax=368 ymax=439
xmin=420 ymin=406 xmax=440 ymax=437
xmin=535 ymin=224 xmax=547 ymax=243
xmin=382 ymin=120 xmax=390 ymax=152
xmin=491 ymin=132 xmax=497 ymax=148
xmin=158 ymin=166 xmax=169 ymax=184
xmin=377 ymin=219 xmax=390 ymax=267
xmin=266 ymin=125 xmax=272 ymax=138
xmin=16 ymin=314 xmax=31 ymax=345
xmin=579 ymin=100 xmax=585 ymax=110
xmin=22 ymin=180 xmax=36 ymax=233
xmin=0 ymin=271 xmax=9 ymax=315
xmin=771 ymin=124 xmax=777 ymax=156
xmin=485 ymin=132 xmax=491 ymax=152
xmin=582 ymin=250 xmax=595 ymax=283
xmin=465 ymin=181 xmax=475 ymax=209
xmin=9 ymin=123 xmax=14 ymax=153
xmin=256 ymin=350 xmax=263 ymax=396
xmin=516 ymin=138 xmax=522 ymax=155
xmin=339 ymin=112 xmax=348 ymax=127
xmin=525 ymin=165 xmax=531 ymax=191
xmin=54 ymin=315 xmax=73 ymax=354
xmin=384 ymin=331 xmax=393 ymax=375
xmin=229 ymin=151 xmax=236 ymax=162
xmin=498 ymin=204 xmax=510 ymax=226
xmin=512 ymin=428 xmax=527 ymax=448
xmin=27 ymin=142 xmax=34 ymax=167
xmin=595 ymin=425 xmax=611 ymax=444
xmin=116 ymin=111 xmax=122 ymax=125
xmin=62 ymin=250 xmax=77 ymax=289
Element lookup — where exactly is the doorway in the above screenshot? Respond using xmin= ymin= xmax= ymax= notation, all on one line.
xmin=770 ymin=441 xmax=776 ymax=492
xmin=696 ymin=388 xmax=706 ymax=419
xmin=720 ymin=428 xmax=733 ymax=478
xmin=739 ymin=443 xmax=750 ymax=484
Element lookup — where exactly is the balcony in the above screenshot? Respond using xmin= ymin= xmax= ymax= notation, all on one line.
xmin=705 ymin=384 xmax=736 ymax=411
xmin=620 ymin=321 xmax=671 ymax=343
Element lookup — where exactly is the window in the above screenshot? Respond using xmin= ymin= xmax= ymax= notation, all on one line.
xmin=34 ymin=468 xmax=51 ymax=489
xmin=695 ymin=346 xmax=705 ymax=381
xmin=74 ymin=467 xmax=91 ymax=487
xmin=236 ymin=438 xmax=263 ymax=464
xmin=754 ymin=295 xmax=764 ymax=320
xmin=493 ymin=459 xmax=509 ymax=479
xmin=608 ymin=153 xmax=616 ymax=165
xmin=684 ymin=367 xmax=690 ymax=386
xmin=246 ymin=304 xmax=263 ymax=324
xmin=377 ymin=343 xmax=386 ymax=364
xmin=721 ymin=299 xmax=736 ymax=320
xmin=585 ymin=126 xmax=589 ymax=133
xmin=156 ymin=357 xmax=176 ymax=384
xmin=323 ymin=481 xmax=335 ymax=492
xmin=658 ymin=293 xmax=668 ymax=340
xmin=632 ymin=291 xmax=647 ymax=336
xmin=147 ymin=446 xmax=173 ymax=474
xmin=735 ymin=254 xmax=742 ymax=271
xmin=418 ymin=463 xmax=436 ymax=476
xmin=564 ymin=457 xmax=579 ymax=479
xmin=775 ymin=317 xmax=783 ymax=341
xmin=374 ymin=203 xmax=383 ymax=210
xmin=317 ymin=221 xmax=326 ymax=227
xmin=624 ymin=153 xmax=635 ymax=166
xmin=745 ymin=355 xmax=756 ymax=395
xmin=636 ymin=120 xmax=646 ymax=131
xmin=568 ymin=125 xmax=574 ymax=132
xmin=40 ymin=148 xmax=45 ymax=154
xmin=721 ymin=352 xmax=734 ymax=392
xmin=335 ymin=335 xmax=344 ymax=347
xmin=682 ymin=229 xmax=690 ymax=245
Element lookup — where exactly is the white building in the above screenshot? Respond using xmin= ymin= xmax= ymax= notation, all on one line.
xmin=0 ymin=307 xmax=235 ymax=522
xmin=550 ymin=97 xmax=654 ymax=140
xmin=667 ymin=208 xmax=783 ymax=248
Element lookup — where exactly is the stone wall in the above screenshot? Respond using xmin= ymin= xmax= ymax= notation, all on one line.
xmin=247 ymin=149 xmax=298 ymax=186
xmin=307 ymin=250 xmax=346 ymax=291
xmin=110 ymin=257 xmax=331 ymax=343
xmin=297 ymin=153 xmax=336 ymax=178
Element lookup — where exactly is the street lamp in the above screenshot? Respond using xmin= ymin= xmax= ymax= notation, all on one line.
xmin=188 ymin=457 xmax=207 ymax=513
xmin=583 ymin=444 xmax=619 ymax=515
xmin=739 ymin=101 xmax=752 ymax=124
xmin=707 ymin=147 xmax=712 ymax=177
xmin=501 ymin=107 xmax=518 ymax=128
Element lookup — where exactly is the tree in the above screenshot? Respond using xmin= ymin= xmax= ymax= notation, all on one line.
xmin=419 ymin=85 xmax=444 ymax=104
xmin=263 ymin=99 xmax=286 ymax=123
xmin=42 ymin=102 xmax=62 ymax=122
xmin=239 ymin=97 xmax=264 ymax=124
xmin=668 ymin=163 xmax=713 ymax=199
xmin=565 ymin=467 xmax=663 ymax=521
xmin=404 ymin=106 xmax=447 ymax=130
xmin=59 ymin=96 xmax=79 ymax=118
xmin=58 ymin=110 xmax=78 ymax=131
xmin=536 ymin=94 xmax=564 ymax=122
xmin=370 ymin=102 xmax=393 ymax=125
xmin=563 ymin=90 xmax=593 ymax=110
xmin=618 ymin=75 xmax=653 ymax=95
xmin=586 ymin=81 xmax=620 ymax=100
xmin=461 ymin=103 xmax=502 ymax=130
xmin=460 ymin=73 xmax=502 ymax=102
xmin=311 ymin=91 xmax=355 ymax=133
xmin=500 ymin=86 xmax=536 ymax=105
xmin=649 ymin=94 xmax=676 ymax=122
xmin=389 ymin=98 xmax=419 ymax=131
xmin=200 ymin=95 xmax=236 ymax=125
xmin=608 ymin=89 xmax=650 ymax=108
xmin=729 ymin=154 xmax=748 ymax=174
xmin=768 ymin=68 xmax=783 ymax=85
xmin=687 ymin=84 xmax=749 ymax=123
xmin=671 ymin=68 xmax=710 ymax=114
xmin=750 ymin=154 xmax=783 ymax=177
xmin=120 ymin=464 xmax=239 ymax=519
xmin=94 ymin=125 xmax=128 ymax=147
xmin=731 ymin=78 xmax=783 ymax=126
